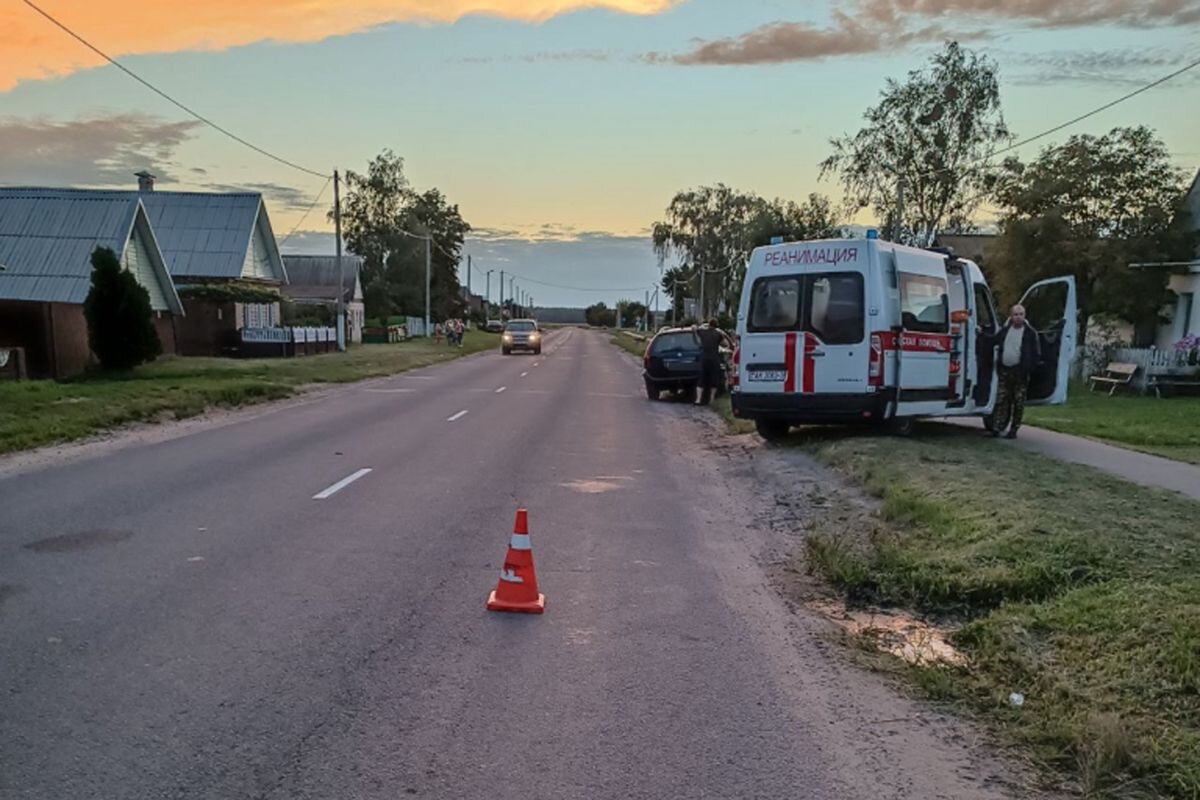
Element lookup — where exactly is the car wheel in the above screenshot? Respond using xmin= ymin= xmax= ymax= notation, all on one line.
xmin=982 ymin=413 xmax=995 ymax=433
xmin=755 ymin=419 xmax=790 ymax=441
xmin=534 ymin=346 xmax=542 ymax=355
xmin=684 ymin=384 xmax=699 ymax=404
xmin=502 ymin=347 xmax=512 ymax=355
xmin=645 ymin=382 xmax=660 ymax=401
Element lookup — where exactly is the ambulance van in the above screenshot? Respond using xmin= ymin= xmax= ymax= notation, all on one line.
xmin=730 ymin=234 xmax=1077 ymax=439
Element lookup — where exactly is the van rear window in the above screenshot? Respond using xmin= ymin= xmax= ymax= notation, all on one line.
xmin=748 ymin=277 xmax=800 ymax=331
xmin=747 ymin=273 xmax=864 ymax=345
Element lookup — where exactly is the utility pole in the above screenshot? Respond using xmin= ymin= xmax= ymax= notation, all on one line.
xmin=424 ymin=231 xmax=432 ymax=337
xmin=894 ymin=178 xmax=906 ymax=245
xmin=333 ymin=169 xmax=346 ymax=352
xmin=486 ymin=270 xmax=494 ymax=316
xmin=698 ymin=264 xmax=705 ymax=323
xmin=466 ymin=254 xmax=472 ymax=297
xmin=499 ymin=270 xmax=505 ymax=317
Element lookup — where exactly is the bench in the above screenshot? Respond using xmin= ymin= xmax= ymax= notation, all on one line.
xmin=1088 ymin=362 xmax=1138 ymax=395
xmin=1148 ymin=373 xmax=1200 ymax=399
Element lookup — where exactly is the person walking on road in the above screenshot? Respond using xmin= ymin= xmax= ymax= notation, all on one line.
xmin=991 ymin=303 xmax=1041 ymax=439
xmin=694 ymin=319 xmax=725 ymax=406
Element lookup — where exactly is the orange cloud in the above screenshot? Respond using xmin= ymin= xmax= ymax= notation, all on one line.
xmin=1 ymin=0 xmax=680 ymax=91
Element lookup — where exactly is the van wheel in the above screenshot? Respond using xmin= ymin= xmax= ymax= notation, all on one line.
xmin=982 ymin=413 xmax=995 ymax=433
xmin=888 ymin=416 xmax=916 ymax=437
xmin=645 ymin=382 xmax=660 ymax=401
xmin=755 ymin=419 xmax=790 ymax=441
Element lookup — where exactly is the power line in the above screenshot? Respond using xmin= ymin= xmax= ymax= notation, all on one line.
xmin=503 ymin=272 xmax=651 ymax=293
xmin=23 ymin=0 xmax=331 ymax=180
xmin=278 ymin=176 xmax=333 ymax=246
xmin=925 ymin=54 xmax=1200 ymax=180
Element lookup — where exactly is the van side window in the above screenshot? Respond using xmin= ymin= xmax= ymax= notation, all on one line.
xmin=748 ymin=277 xmax=800 ymax=332
xmin=900 ymin=274 xmax=949 ymax=334
xmin=973 ymin=283 xmax=998 ymax=334
xmin=807 ymin=274 xmax=864 ymax=345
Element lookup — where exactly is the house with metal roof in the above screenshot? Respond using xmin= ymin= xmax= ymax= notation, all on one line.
xmin=0 ymin=190 xmax=182 ymax=378
xmin=3 ymin=174 xmax=289 ymax=355
xmin=281 ymin=254 xmax=365 ymax=343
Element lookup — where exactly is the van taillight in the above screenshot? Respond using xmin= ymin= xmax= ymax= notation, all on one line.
xmin=730 ymin=344 xmax=741 ymax=389
xmin=869 ymin=333 xmax=883 ymax=387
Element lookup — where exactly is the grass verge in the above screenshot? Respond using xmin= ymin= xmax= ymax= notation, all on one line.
xmin=0 ymin=331 xmax=498 ymax=456
xmin=609 ymin=330 xmax=647 ymax=358
xmin=1024 ymin=382 xmax=1200 ymax=465
xmin=796 ymin=424 xmax=1200 ymax=798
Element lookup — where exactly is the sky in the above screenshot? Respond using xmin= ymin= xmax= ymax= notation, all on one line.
xmin=2 ymin=0 xmax=1198 ymax=307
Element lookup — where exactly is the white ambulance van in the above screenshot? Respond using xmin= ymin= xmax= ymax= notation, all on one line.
xmin=730 ymin=234 xmax=1077 ymax=439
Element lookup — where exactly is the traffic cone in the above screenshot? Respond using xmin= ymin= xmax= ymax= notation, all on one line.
xmin=487 ymin=508 xmax=546 ymax=614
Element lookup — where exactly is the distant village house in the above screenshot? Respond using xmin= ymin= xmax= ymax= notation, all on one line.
xmin=0 ymin=189 xmax=183 ymax=378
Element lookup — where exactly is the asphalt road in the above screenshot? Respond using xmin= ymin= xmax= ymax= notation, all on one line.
xmin=0 ymin=328 xmax=1023 ymax=799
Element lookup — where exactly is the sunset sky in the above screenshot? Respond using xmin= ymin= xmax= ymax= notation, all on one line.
xmin=2 ymin=0 xmax=1198 ymax=306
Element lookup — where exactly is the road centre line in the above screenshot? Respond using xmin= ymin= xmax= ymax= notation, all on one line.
xmin=495 ymin=386 xmax=507 ymax=393
xmin=521 ymin=372 xmax=529 ymax=377
xmin=364 ymin=388 xmax=417 ymax=394
xmin=448 ymin=410 xmax=469 ymax=422
xmin=313 ymin=468 xmax=373 ymax=500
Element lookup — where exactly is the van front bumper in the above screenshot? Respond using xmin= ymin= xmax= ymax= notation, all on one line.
xmin=731 ymin=391 xmax=892 ymax=423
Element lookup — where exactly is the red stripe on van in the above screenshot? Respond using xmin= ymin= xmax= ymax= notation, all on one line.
xmin=803 ymin=332 xmax=817 ymax=394
xmin=784 ymin=332 xmax=797 ymax=393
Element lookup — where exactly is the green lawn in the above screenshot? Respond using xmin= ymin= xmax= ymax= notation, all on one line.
xmin=1025 ymin=382 xmax=1200 ymax=465
xmin=0 ymin=331 xmax=497 ymax=456
xmin=795 ymin=424 xmax=1200 ymax=798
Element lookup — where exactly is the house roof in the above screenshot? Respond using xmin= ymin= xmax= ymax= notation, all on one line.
xmin=281 ymin=254 xmax=362 ymax=303
xmin=0 ymin=187 xmax=286 ymax=283
xmin=0 ymin=190 xmax=182 ymax=312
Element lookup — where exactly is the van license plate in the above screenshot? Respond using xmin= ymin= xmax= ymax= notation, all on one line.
xmin=748 ymin=370 xmax=787 ymax=382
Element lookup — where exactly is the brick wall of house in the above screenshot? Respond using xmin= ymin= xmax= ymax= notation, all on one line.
xmin=49 ymin=303 xmax=92 ymax=378
xmin=153 ymin=312 xmax=178 ymax=357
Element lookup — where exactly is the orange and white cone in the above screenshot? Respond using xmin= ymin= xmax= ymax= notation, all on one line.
xmin=487 ymin=508 xmax=546 ymax=614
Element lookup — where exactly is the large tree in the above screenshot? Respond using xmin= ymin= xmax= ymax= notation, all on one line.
xmin=335 ymin=150 xmax=470 ymax=320
xmin=653 ymin=186 xmax=840 ymax=318
xmin=990 ymin=126 xmax=1195 ymax=343
xmin=820 ymin=41 xmax=1011 ymax=245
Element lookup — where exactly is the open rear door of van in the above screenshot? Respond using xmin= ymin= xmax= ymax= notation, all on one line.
xmin=893 ymin=250 xmax=954 ymax=418
xmin=1019 ymin=276 xmax=1077 ymax=406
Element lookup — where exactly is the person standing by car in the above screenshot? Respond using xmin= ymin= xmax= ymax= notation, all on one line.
xmin=991 ymin=303 xmax=1041 ymax=439
xmin=694 ymin=319 xmax=725 ymax=406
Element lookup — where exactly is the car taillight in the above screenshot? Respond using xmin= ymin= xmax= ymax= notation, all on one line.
xmin=869 ymin=333 xmax=883 ymax=387
xmin=643 ymin=344 xmax=652 ymax=367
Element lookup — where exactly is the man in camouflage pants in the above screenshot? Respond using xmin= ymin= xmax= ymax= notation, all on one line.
xmin=991 ymin=304 xmax=1041 ymax=439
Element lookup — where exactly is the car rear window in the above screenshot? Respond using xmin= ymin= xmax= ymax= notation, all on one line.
xmin=651 ymin=332 xmax=700 ymax=352
xmin=505 ymin=321 xmax=535 ymax=332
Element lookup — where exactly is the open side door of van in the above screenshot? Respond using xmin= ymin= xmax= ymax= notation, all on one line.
xmin=1019 ymin=276 xmax=1077 ymax=406
xmin=893 ymin=250 xmax=954 ymax=417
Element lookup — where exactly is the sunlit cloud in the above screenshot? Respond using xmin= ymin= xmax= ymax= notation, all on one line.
xmin=0 ymin=0 xmax=682 ymax=90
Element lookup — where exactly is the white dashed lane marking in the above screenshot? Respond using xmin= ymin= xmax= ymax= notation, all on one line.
xmin=448 ymin=410 xmax=469 ymax=422
xmin=313 ymin=468 xmax=373 ymax=500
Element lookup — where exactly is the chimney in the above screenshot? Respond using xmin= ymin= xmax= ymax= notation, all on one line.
xmin=135 ymin=171 xmax=156 ymax=192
